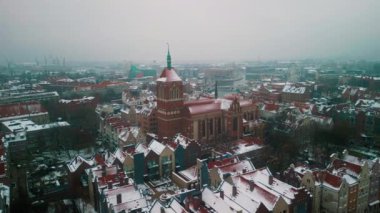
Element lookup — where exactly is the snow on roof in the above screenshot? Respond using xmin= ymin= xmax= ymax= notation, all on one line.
xmin=202 ymin=187 xmax=246 ymax=213
xmin=172 ymin=133 xmax=197 ymax=149
xmin=150 ymin=199 xmax=187 ymax=213
xmin=231 ymin=139 xmax=264 ymax=155
xmin=157 ymin=68 xmax=182 ymax=82
xmin=59 ymin=96 xmax=95 ymax=104
xmin=118 ymin=127 xmax=140 ymax=143
xmin=331 ymin=159 xmax=362 ymax=176
xmin=342 ymin=174 xmax=357 ymax=185
xmin=178 ymin=166 xmax=198 ymax=181
xmin=282 ymin=85 xmax=306 ymax=94
xmin=218 ymin=182 xmax=264 ymax=212
xmin=231 ymin=175 xmax=278 ymax=210
xmin=104 ymin=184 xmax=147 ymax=212
xmin=0 ymin=183 xmax=10 ymax=206
xmin=67 ymin=155 xmax=94 ymax=173
xmin=218 ymin=160 xmax=255 ymax=177
xmin=233 ymin=167 xmax=307 ymax=208
xmin=135 ymin=143 xmax=149 ymax=156
xmin=114 ymin=148 xmax=126 ymax=163
xmin=148 ymin=139 xmax=166 ymax=155
xmin=2 ymin=119 xmax=69 ymax=133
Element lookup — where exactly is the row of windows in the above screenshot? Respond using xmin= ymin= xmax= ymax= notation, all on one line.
xmin=199 ymin=118 xmax=222 ymax=137
xmin=157 ymin=87 xmax=181 ymax=99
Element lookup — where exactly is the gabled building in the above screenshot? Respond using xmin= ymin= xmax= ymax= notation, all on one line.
xmin=201 ymin=186 xmax=269 ymax=213
xmin=118 ymin=127 xmax=145 ymax=148
xmin=166 ymin=133 xmax=201 ymax=170
xmin=231 ymin=167 xmax=311 ymax=213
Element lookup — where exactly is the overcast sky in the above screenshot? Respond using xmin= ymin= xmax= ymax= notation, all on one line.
xmin=1 ymin=0 xmax=379 ymax=63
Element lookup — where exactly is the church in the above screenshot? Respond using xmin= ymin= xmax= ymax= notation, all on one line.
xmin=156 ymin=48 xmax=259 ymax=143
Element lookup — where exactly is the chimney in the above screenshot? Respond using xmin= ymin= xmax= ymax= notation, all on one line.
xmin=242 ymin=167 xmax=247 ymax=174
xmin=120 ymin=177 xmax=124 ymax=186
xmin=117 ymin=194 xmax=122 ymax=204
xmin=102 ymin=165 xmax=106 ymax=176
xmin=160 ymin=206 xmax=165 ymax=213
xmin=232 ymin=185 xmax=237 ymax=196
xmin=249 ymin=180 xmax=254 ymax=191
xmin=108 ymin=181 xmax=113 ymax=189
xmin=268 ymin=175 xmax=273 ymax=185
xmin=220 ymin=190 xmax=224 ymax=199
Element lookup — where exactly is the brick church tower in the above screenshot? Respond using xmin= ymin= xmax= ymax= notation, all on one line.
xmin=225 ymin=97 xmax=243 ymax=140
xmin=156 ymin=47 xmax=184 ymax=139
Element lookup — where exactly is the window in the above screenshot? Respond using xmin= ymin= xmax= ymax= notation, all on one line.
xmin=209 ymin=119 xmax=213 ymax=135
xmin=201 ymin=120 xmax=206 ymax=137
xmin=233 ymin=117 xmax=238 ymax=131
xmin=218 ymin=118 xmax=222 ymax=134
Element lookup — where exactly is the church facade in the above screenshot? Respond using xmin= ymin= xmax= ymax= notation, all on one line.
xmin=156 ymin=49 xmax=259 ymax=143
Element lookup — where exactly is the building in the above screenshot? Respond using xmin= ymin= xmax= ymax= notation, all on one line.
xmin=154 ymin=49 xmax=258 ymax=142
xmin=118 ymin=127 xmax=145 ymax=148
xmin=1 ymin=119 xmax=70 ymax=159
xmin=166 ymin=133 xmax=201 ymax=170
xmin=282 ymin=84 xmax=310 ymax=103
xmin=0 ymin=91 xmax=59 ymax=105
xmin=0 ymin=101 xmax=49 ymax=124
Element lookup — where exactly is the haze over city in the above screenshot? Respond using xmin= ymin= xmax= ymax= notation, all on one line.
xmin=1 ymin=0 xmax=380 ymax=63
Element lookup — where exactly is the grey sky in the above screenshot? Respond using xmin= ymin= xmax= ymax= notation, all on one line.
xmin=1 ymin=0 xmax=379 ymax=63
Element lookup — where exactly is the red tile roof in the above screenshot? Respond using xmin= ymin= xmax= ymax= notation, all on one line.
xmin=313 ymin=170 xmax=342 ymax=188
xmin=187 ymin=103 xmax=221 ymax=115
xmin=158 ymin=68 xmax=182 ymax=82
xmin=98 ymin=172 xmax=125 ymax=186
xmin=208 ymin=157 xmax=239 ymax=169
xmin=331 ymin=159 xmax=362 ymax=175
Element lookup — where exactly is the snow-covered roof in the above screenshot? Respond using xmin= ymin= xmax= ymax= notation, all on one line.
xmin=282 ymin=85 xmax=306 ymax=94
xmin=148 ymin=139 xmax=166 ymax=155
xmin=67 ymin=155 xmax=94 ymax=173
xmin=2 ymin=119 xmax=69 ymax=133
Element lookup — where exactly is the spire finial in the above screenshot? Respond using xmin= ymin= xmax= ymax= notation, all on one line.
xmin=166 ymin=43 xmax=172 ymax=69
xmin=215 ymin=81 xmax=218 ymax=99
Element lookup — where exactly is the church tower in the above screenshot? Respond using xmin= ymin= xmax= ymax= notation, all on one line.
xmin=156 ymin=46 xmax=184 ymax=139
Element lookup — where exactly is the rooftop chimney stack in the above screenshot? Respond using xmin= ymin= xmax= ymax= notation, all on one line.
xmin=117 ymin=194 xmax=122 ymax=204
xmin=232 ymin=185 xmax=237 ymax=196
xmin=269 ymin=174 xmax=273 ymax=185
xmin=249 ymin=180 xmax=255 ymax=191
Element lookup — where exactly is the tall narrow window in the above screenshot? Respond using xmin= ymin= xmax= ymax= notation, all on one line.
xmin=218 ymin=118 xmax=222 ymax=134
xmin=209 ymin=119 xmax=213 ymax=135
xmin=233 ymin=117 xmax=238 ymax=131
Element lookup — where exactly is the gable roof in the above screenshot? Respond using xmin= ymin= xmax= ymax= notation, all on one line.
xmin=157 ymin=68 xmax=182 ymax=82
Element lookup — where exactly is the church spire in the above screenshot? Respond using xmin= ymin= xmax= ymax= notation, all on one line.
xmin=215 ymin=81 xmax=218 ymax=99
xmin=166 ymin=43 xmax=172 ymax=69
